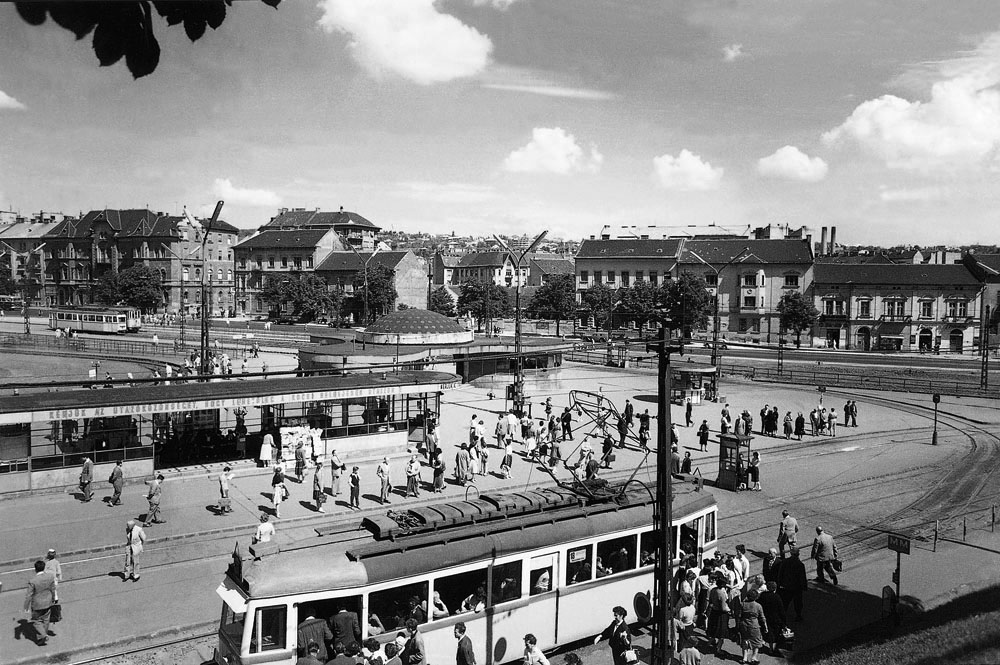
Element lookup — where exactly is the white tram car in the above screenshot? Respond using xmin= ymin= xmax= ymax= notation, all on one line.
xmin=47 ymin=306 xmax=142 ymax=334
xmin=214 ymin=483 xmax=717 ymax=665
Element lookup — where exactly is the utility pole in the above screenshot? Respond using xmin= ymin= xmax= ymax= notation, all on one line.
xmin=982 ymin=304 xmax=991 ymax=390
xmin=198 ymin=201 xmax=224 ymax=375
xmin=347 ymin=243 xmax=380 ymax=325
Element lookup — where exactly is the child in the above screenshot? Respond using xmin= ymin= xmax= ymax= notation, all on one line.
xmin=480 ymin=447 xmax=490 ymax=476
xmin=501 ymin=441 xmax=513 ymax=479
xmin=349 ymin=466 xmax=361 ymax=509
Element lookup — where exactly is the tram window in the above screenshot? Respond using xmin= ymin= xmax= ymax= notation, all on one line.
xmin=597 ymin=535 xmax=636 ymax=576
xmin=680 ymin=518 xmax=701 ymax=561
xmin=303 ymin=595 xmax=362 ymax=637
xmin=492 ymin=560 xmax=523 ymax=603
xmin=249 ymin=605 xmax=287 ymax=653
xmin=639 ymin=531 xmax=657 ymax=567
xmin=566 ymin=545 xmax=592 ymax=585
xmin=530 ymin=554 xmax=555 ymax=596
xmin=220 ymin=605 xmax=245 ymax=647
xmin=369 ymin=581 xmax=428 ymax=632
xmin=704 ymin=511 xmax=717 ymax=542
xmin=436 ymin=566 xmax=488 ymax=616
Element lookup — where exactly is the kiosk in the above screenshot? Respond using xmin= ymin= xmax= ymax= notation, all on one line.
xmin=717 ymin=432 xmax=753 ymax=491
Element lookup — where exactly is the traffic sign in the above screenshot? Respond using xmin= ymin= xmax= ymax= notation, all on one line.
xmin=887 ymin=534 xmax=911 ymax=555
xmin=932 ymin=393 xmax=940 ymax=404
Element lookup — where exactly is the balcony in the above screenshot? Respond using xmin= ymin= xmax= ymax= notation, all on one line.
xmin=878 ymin=314 xmax=911 ymax=323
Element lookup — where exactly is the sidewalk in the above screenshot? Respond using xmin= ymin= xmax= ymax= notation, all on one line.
xmin=2 ymin=365 xmax=997 ymax=664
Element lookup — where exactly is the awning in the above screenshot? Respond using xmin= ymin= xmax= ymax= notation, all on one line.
xmin=216 ymin=576 xmax=248 ymax=614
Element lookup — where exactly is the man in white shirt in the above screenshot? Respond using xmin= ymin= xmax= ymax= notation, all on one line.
xmin=735 ymin=544 xmax=751 ymax=582
xmin=254 ymin=514 xmax=275 ymax=543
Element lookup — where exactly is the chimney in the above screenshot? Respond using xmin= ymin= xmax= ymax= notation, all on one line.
xmin=806 ymin=234 xmax=813 ymax=255
xmin=829 ymin=226 xmax=837 ymax=254
xmin=820 ymin=226 xmax=828 ymax=256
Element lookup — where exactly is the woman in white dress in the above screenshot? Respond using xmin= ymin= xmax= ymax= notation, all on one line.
xmin=258 ymin=432 xmax=274 ymax=468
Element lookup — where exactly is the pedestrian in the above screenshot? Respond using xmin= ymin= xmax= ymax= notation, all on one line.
xmin=455 ymin=445 xmax=471 ymax=486
xmin=783 ymin=412 xmax=793 ymax=439
xmin=79 ymin=456 xmax=94 ymax=502
xmin=593 ymin=605 xmax=632 ymax=665
xmin=561 ymin=407 xmax=574 ymax=441
xmin=253 ymin=513 xmax=275 ymax=543
xmin=776 ymin=548 xmax=806 ymax=621
xmin=402 ymin=618 xmax=426 ymax=665
xmin=738 ymin=588 xmax=768 ymax=665
xmin=455 ymin=622 xmax=475 ymax=665
xmin=811 ymin=526 xmax=839 ymax=585
xmin=330 ymin=450 xmax=345 ymax=496
xmin=23 ymin=560 xmax=57 ymax=645
xmin=313 ymin=462 xmax=326 ymax=513
xmin=685 ymin=398 xmax=693 ymax=427
xmin=623 ymin=399 xmax=634 ymax=428
xmin=706 ymin=574 xmax=731 ymax=657
xmin=720 ymin=411 xmax=731 ymax=435
xmin=522 ymin=634 xmax=549 ymax=665
xmin=762 ymin=548 xmax=781 ymax=585
xmin=294 ymin=443 xmax=307 ymax=482
xmin=809 ymin=409 xmax=818 ymax=436
xmin=794 ymin=412 xmax=805 ymax=440
xmin=850 ymin=400 xmax=859 ymax=427
xmin=109 ymin=459 xmax=124 ymax=506
xmin=671 ymin=445 xmax=681 ymax=474
xmin=123 ymin=519 xmax=146 ymax=582
xmin=495 ymin=413 xmax=507 ymax=448
xmin=638 ymin=409 xmax=651 ymax=437
xmin=349 ymin=466 xmax=361 ymax=509
xmin=405 ymin=455 xmax=421 ymax=497
xmin=827 ymin=408 xmax=838 ymax=436
xmin=602 ymin=432 xmax=615 ymax=469
xmin=431 ymin=452 xmax=446 ymax=492
xmin=501 ymin=441 xmax=513 ymax=479
xmin=143 ymin=474 xmax=165 ymax=526
xmin=377 ymin=456 xmax=392 ymax=504
xmin=697 ymin=420 xmax=710 ymax=451
xmin=758 ymin=581 xmax=787 ymax=656
xmin=260 ymin=431 xmax=275 ymax=467
xmin=545 ymin=397 xmax=553 ymax=419
xmin=777 ymin=510 xmax=798 ymax=558
xmin=617 ymin=415 xmax=628 ymax=448
xmin=217 ymin=465 xmax=235 ymax=513
xmin=748 ymin=451 xmax=761 ymax=491
xmin=520 ymin=412 xmax=532 ymax=441
xmin=271 ymin=465 xmax=286 ymax=518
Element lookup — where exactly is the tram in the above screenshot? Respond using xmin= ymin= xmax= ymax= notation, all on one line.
xmin=213 ymin=482 xmax=717 ymax=665
xmin=47 ymin=306 xmax=142 ymax=334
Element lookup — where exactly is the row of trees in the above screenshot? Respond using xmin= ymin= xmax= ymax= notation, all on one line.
xmin=430 ymin=272 xmax=821 ymax=341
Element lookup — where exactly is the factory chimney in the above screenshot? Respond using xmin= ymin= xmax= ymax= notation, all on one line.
xmin=820 ymin=227 xmax=828 ymax=256
xmin=829 ymin=226 xmax=837 ymax=254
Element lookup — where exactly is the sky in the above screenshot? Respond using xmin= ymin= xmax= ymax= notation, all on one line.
xmin=2 ymin=0 xmax=1000 ymax=247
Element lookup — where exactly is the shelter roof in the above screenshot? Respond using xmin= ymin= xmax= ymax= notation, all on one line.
xmin=365 ymin=309 xmax=467 ymax=335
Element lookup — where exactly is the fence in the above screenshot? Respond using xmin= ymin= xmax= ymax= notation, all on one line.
xmin=0 ymin=334 xmax=182 ymax=359
xmin=933 ymin=503 xmax=1000 ymax=552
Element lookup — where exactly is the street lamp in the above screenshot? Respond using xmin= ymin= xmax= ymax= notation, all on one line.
xmin=493 ymin=230 xmax=548 ymax=416
xmin=347 ymin=243 xmax=381 ymax=325
xmin=1 ymin=242 xmax=47 ymax=335
xmin=685 ymin=246 xmax=751 ymax=393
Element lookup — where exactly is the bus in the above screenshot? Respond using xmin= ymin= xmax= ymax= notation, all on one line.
xmin=213 ymin=483 xmax=717 ymax=665
xmin=47 ymin=306 xmax=142 ymax=334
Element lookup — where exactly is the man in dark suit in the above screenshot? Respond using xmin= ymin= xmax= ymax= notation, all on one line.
xmin=330 ymin=605 xmax=361 ymax=651
xmin=79 ymin=456 xmax=94 ymax=502
xmin=454 ymin=622 xmax=475 ymax=665
xmin=593 ymin=605 xmax=632 ymax=665
xmin=762 ymin=547 xmax=782 ymax=584
xmin=776 ymin=548 xmax=807 ymax=621
xmin=297 ymin=607 xmax=333 ymax=661
xmin=23 ymin=560 xmax=56 ymax=645
xmin=811 ymin=526 xmax=840 ymax=585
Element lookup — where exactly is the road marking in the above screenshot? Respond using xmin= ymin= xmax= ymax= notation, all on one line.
xmin=840 ymin=446 xmax=860 ymax=452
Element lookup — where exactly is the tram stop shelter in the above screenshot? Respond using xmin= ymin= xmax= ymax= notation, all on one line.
xmin=671 ymin=365 xmax=717 ymax=405
xmin=716 ymin=432 xmax=753 ymax=491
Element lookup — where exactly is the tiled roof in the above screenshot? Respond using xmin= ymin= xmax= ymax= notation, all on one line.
xmin=315 ymin=251 xmax=409 ymax=272
xmin=814 ymin=254 xmax=897 ymax=265
xmin=234 ymin=229 xmax=333 ymax=249
xmin=813 ymin=263 xmax=980 ymax=286
xmin=970 ymin=254 xmax=1000 ymax=274
xmin=438 ymin=255 xmax=461 ymax=267
xmin=679 ymin=238 xmax=813 ymax=265
xmin=458 ymin=251 xmax=513 ymax=268
xmin=529 ymin=257 xmax=575 ymax=274
xmin=576 ymin=239 xmax=682 ymax=259
xmin=51 ymin=209 xmax=166 ymax=238
xmin=262 ymin=209 xmax=380 ymax=231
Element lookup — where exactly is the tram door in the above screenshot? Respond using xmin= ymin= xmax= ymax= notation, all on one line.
xmin=523 ymin=555 xmax=558 ymax=649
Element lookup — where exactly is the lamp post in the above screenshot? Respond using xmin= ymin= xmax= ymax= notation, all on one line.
xmin=2 ymin=242 xmax=46 ymax=335
xmin=196 ymin=201 xmax=225 ymax=375
xmin=347 ymin=243 xmax=381 ymax=325
xmin=492 ymin=231 xmax=548 ymax=416
xmin=685 ymin=247 xmax=751 ymax=391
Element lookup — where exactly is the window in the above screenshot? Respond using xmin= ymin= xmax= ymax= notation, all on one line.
xmin=255 ymin=258 xmax=262 ymax=270
xmin=947 ymin=300 xmax=968 ymax=317
xmin=306 ymin=257 xmax=313 ymax=269
xmin=566 ymin=544 xmax=593 ymax=585
xmin=492 ymin=561 xmax=523 ymax=604
xmin=227 ymin=269 xmax=233 ymax=281
xmin=293 ymin=257 xmax=302 ymax=269
xmin=607 ymin=271 xmax=616 ymax=285
xmin=529 ymin=554 xmax=555 ymax=596
xmin=649 ymin=271 xmax=658 ymax=286
xmin=704 ymin=511 xmax=717 ymax=542
xmin=858 ymin=300 xmax=871 ymax=318
xmin=621 ymin=271 xmax=630 ymax=287
xmin=436 ymin=567 xmax=487 ymax=618
xmin=249 ymin=605 xmax=287 ymax=653
xmin=635 ymin=271 xmax=644 ymax=282
xmin=182 ymin=267 xmax=189 ymax=281
xmin=919 ymin=301 xmax=933 ymax=318
xmin=783 ymin=274 xmax=799 ymax=288
xmin=238 ymin=258 xmax=247 ymax=269
xmin=594 ymin=271 xmax=602 ymax=285
xmin=217 ymin=268 xmax=223 ymax=281
xmin=579 ymin=271 xmax=589 ymax=284
xmin=639 ymin=531 xmax=657 ymax=567
xmin=742 ymin=274 xmax=757 ymax=287
xmin=742 ymin=295 xmax=757 ymax=308
xmin=597 ymin=534 xmax=637 ymax=577
xmin=369 ymin=581 xmax=428 ymax=633
xmin=268 ymin=256 xmax=275 ymax=269
xmin=704 ymin=273 xmax=717 ymax=286
xmin=884 ymin=300 xmax=904 ymax=317
xmin=680 ymin=518 xmax=701 ymax=560
xmin=281 ymin=256 xmax=288 ymax=268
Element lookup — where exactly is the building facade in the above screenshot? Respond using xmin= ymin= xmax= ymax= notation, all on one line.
xmin=260 ymin=207 xmax=380 ymax=251
xmin=453 ymin=251 xmax=528 ymax=287
xmin=316 ymin=250 xmax=429 ymax=317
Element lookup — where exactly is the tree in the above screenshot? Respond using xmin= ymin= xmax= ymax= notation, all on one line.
xmin=353 ymin=264 xmax=398 ymax=322
xmin=16 ymin=0 xmax=281 ymax=79
xmin=778 ymin=291 xmax=819 ymax=346
xmin=617 ymin=280 xmax=663 ymax=329
xmin=261 ymin=273 xmax=338 ymax=322
xmin=92 ymin=271 xmax=121 ymax=307
xmin=527 ymin=274 xmax=576 ymax=336
xmin=580 ymin=283 xmax=619 ymax=331
xmin=429 ymin=286 xmax=456 ymax=317
xmin=457 ymin=280 xmax=510 ymax=331
xmin=661 ymin=271 xmax=713 ymax=339
xmin=0 ymin=273 xmax=18 ymax=297
xmin=115 ymin=265 xmax=163 ymax=310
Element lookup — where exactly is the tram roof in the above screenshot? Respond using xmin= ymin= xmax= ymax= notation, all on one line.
xmin=237 ymin=484 xmax=716 ymax=599
xmin=0 ymin=370 xmax=460 ymax=417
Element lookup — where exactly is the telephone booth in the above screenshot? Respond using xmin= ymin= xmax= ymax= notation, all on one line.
xmin=717 ymin=432 xmax=753 ymax=491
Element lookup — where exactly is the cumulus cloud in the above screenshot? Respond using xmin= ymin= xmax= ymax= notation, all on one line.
xmin=757 ymin=145 xmax=828 ymax=182
xmin=317 ymin=0 xmax=492 ymax=85
xmin=722 ymin=43 xmax=744 ymax=62
xmin=652 ymin=150 xmax=723 ymax=191
xmin=0 ymin=90 xmax=25 ymax=110
xmin=879 ymin=186 xmax=949 ymax=202
xmin=212 ymin=179 xmax=281 ymax=207
xmin=823 ymin=32 xmax=1000 ymax=170
xmin=394 ymin=181 xmax=498 ymax=204
xmin=503 ymin=127 xmax=603 ymax=175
